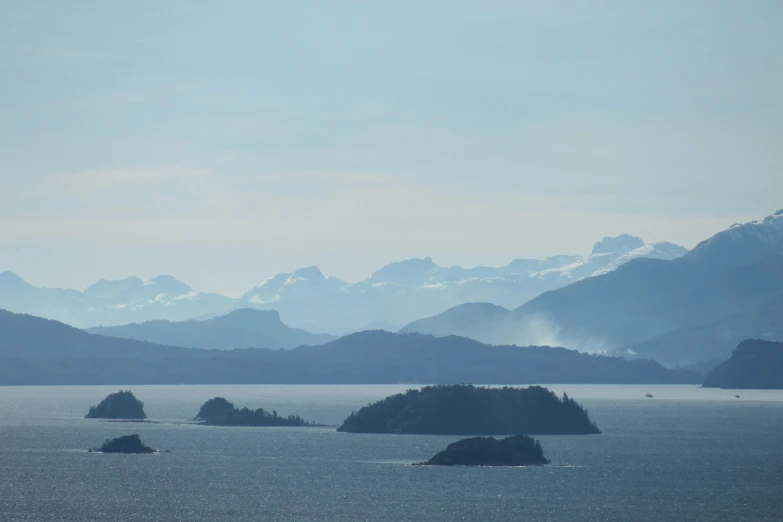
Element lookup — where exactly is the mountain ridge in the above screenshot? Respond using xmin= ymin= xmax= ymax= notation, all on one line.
xmin=87 ymin=308 xmax=336 ymax=350
xmin=401 ymin=210 xmax=783 ymax=366
xmin=0 ymin=234 xmax=686 ymax=332
xmin=0 ymin=309 xmax=700 ymax=385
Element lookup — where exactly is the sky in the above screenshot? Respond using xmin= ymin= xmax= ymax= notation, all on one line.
xmin=1 ymin=0 xmax=781 ymax=296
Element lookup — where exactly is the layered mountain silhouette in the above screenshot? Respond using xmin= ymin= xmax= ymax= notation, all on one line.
xmin=88 ymin=308 xmax=336 ymax=350
xmin=0 ymin=273 xmax=234 ymax=328
xmin=237 ymin=237 xmax=686 ymax=333
xmin=0 ymin=308 xmax=196 ymax=360
xmin=0 ymin=235 xmax=685 ymax=332
xmin=0 ymin=309 xmax=698 ymax=385
xmin=626 ymin=293 xmax=783 ymax=365
xmin=402 ymin=211 xmax=783 ymax=367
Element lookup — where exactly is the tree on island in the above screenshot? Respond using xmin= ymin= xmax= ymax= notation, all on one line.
xmin=91 ymin=434 xmax=155 ymax=454
xmin=338 ymin=384 xmax=600 ymax=435
xmin=85 ymin=390 xmax=146 ymax=419
xmin=418 ymin=435 xmax=550 ymax=466
xmin=194 ymin=397 xmax=314 ymax=427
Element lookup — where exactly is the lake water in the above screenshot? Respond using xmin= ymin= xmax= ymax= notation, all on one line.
xmin=1 ymin=384 xmax=782 ymax=521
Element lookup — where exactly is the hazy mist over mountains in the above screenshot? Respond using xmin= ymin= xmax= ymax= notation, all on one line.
xmin=2 ymin=211 xmax=780 ymax=372
xmin=0 ymin=308 xmax=699 ymax=386
xmin=3 ymin=2 xmax=783 ymax=519
xmin=403 ymin=210 xmax=783 ymax=366
xmin=0 ymin=234 xmax=685 ymax=333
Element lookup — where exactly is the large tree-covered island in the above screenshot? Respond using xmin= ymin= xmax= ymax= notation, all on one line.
xmin=90 ymin=434 xmax=156 ymax=454
xmin=418 ymin=435 xmax=550 ymax=467
xmin=338 ymin=384 xmax=600 ymax=435
xmin=194 ymin=397 xmax=315 ymax=427
xmin=85 ymin=390 xmax=146 ymax=419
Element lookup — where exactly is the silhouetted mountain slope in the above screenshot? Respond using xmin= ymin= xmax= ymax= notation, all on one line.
xmin=87 ymin=308 xmax=335 ymax=350
xmin=628 ymin=293 xmax=783 ymax=366
xmin=0 ymin=272 xmax=92 ymax=326
xmin=0 ymin=309 xmax=198 ymax=360
xmin=398 ymin=303 xmax=513 ymax=342
xmin=401 ymin=211 xmax=783 ymax=366
xmin=0 ymin=312 xmax=698 ymax=385
xmin=703 ymin=339 xmax=783 ymax=389
xmin=513 ymin=250 xmax=783 ymax=359
xmin=681 ymin=210 xmax=783 ymax=275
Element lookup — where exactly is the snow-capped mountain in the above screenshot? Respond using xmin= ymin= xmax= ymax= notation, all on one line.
xmin=238 ymin=236 xmax=688 ymax=333
xmin=0 ymin=234 xmax=687 ymax=332
xmin=681 ymin=209 xmax=783 ymax=274
xmin=0 ymin=273 xmax=234 ymax=328
xmin=401 ymin=209 xmax=783 ymax=367
xmin=243 ymin=267 xmax=347 ymax=305
xmin=85 ymin=275 xmax=193 ymax=302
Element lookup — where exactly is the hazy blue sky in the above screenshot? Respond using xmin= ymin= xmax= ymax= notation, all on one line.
xmin=1 ymin=1 xmax=781 ymax=295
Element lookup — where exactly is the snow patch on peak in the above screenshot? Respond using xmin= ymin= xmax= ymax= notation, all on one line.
xmin=722 ymin=211 xmax=783 ymax=241
xmin=591 ymin=241 xmax=688 ymax=277
xmin=249 ymin=294 xmax=280 ymax=304
xmin=172 ymin=291 xmax=199 ymax=301
xmin=763 ymin=212 xmax=783 ymax=225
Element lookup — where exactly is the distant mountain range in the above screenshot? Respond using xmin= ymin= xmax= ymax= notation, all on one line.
xmin=0 ymin=234 xmax=686 ymax=332
xmin=402 ymin=210 xmax=783 ymax=367
xmin=88 ymin=308 xmax=336 ymax=350
xmin=0 ymin=309 xmax=699 ymax=385
xmin=0 ymin=309 xmax=196 ymax=361
xmin=0 ymin=272 xmax=235 ymax=329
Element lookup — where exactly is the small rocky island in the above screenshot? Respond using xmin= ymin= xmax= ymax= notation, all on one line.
xmin=338 ymin=384 xmax=600 ymax=435
xmin=90 ymin=434 xmax=155 ymax=454
xmin=418 ymin=435 xmax=550 ymax=467
xmin=85 ymin=390 xmax=146 ymax=419
xmin=194 ymin=397 xmax=315 ymax=427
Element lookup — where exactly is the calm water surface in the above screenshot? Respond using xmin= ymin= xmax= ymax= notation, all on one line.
xmin=1 ymin=384 xmax=782 ymax=521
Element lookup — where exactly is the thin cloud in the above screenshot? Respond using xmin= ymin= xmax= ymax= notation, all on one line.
xmin=57 ymin=165 xmax=212 ymax=187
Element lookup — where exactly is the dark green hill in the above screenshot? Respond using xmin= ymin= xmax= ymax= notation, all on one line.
xmin=0 ymin=311 xmax=700 ymax=385
xmin=0 ymin=309 xmax=201 ymax=360
xmin=337 ymin=384 xmax=601 ymax=435
xmin=703 ymin=339 xmax=783 ymax=389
